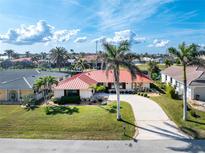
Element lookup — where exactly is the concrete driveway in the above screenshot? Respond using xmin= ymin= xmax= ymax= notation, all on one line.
xmin=108 ymin=94 xmax=190 ymax=140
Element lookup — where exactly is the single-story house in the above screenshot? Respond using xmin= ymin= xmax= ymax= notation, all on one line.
xmin=81 ymin=54 xmax=104 ymax=69
xmin=0 ymin=69 xmax=68 ymax=103
xmin=11 ymin=57 xmax=32 ymax=63
xmin=161 ymin=66 xmax=205 ymax=101
xmin=54 ymin=69 xmax=152 ymax=99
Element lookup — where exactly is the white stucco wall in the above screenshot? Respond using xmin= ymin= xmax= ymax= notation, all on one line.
xmin=54 ymin=89 xmax=93 ymax=99
xmin=166 ymin=76 xmax=171 ymax=84
xmin=80 ymin=89 xmax=93 ymax=98
xmin=171 ymin=78 xmax=177 ymax=87
xmin=143 ymin=83 xmax=150 ymax=88
xmin=126 ymin=83 xmax=132 ymax=90
xmin=54 ymin=90 xmax=64 ymax=98
xmin=161 ymin=74 xmax=166 ymax=83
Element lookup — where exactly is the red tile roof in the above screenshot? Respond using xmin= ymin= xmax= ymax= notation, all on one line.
xmin=12 ymin=58 xmax=32 ymax=62
xmin=55 ymin=69 xmax=152 ymax=90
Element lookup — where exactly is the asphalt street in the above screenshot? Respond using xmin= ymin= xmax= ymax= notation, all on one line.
xmin=0 ymin=138 xmax=205 ymax=153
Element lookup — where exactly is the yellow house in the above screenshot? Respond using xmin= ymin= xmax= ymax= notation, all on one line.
xmin=0 ymin=69 xmax=67 ymax=103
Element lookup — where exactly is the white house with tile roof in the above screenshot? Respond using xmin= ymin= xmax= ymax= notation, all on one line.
xmin=161 ymin=65 xmax=205 ymax=101
xmin=54 ymin=69 xmax=152 ymax=99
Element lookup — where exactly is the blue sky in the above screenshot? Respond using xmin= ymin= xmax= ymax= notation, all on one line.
xmin=0 ymin=0 xmax=205 ymax=54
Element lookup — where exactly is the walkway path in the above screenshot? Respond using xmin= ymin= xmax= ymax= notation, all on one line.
xmin=108 ymin=94 xmax=190 ymax=140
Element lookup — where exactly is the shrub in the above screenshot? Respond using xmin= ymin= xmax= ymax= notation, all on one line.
xmin=140 ymin=93 xmax=144 ymax=96
xmin=150 ymin=82 xmax=166 ymax=94
xmin=104 ymin=104 xmax=122 ymax=113
xmin=96 ymin=85 xmax=106 ymax=92
xmin=59 ymin=96 xmax=80 ymax=105
xmin=166 ymin=84 xmax=177 ymax=99
xmin=143 ymin=93 xmax=148 ymax=97
xmin=45 ymin=106 xmax=79 ymax=115
xmin=22 ymin=94 xmax=37 ymax=111
xmin=151 ymin=73 xmax=160 ymax=81
xmin=50 ymin=97 xmax=60 ymax=104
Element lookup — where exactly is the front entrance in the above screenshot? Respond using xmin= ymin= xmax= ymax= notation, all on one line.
xmin=64 ymin=90 xmax=80 ymax=97
xmin=8 ymin=90 xmax=18 ymax=102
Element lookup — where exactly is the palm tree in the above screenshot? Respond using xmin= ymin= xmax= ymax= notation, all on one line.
xmin=40 ymin=52 xmax=47 ymax=60
xmin=148 ymin=61 xmax=160 ymax=80
xmin=168 ymin=42 xmax=205 ymax=121
xmin=11 ymin=52 xmax=19 ymax=59
xmin=31 ymin=54 xmax=41 ymax=68
xmin=72 ymin=58 xmax=90 ymax=71
xmin=4 ymin=49 xmax=14 ymax=60
xmin=45 ymin=76 xmax=58 ymax=92
xmin=102 ymin=40 xmax=140 ymax=120
xmin=49 ymin=47 xmax=68 ymax=72
xmin=34 ymin=76 xmax=58 ymax=100
xmin=164 ymin=59 xmax=173 ymax=68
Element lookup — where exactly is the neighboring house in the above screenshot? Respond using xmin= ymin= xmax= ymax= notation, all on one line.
xmin=11 ymin=57 xmax=32 ymax=63
xmin=81 ymin=54 xmax=103 ymax=69
xmin=0 ymin=69 xmax=68 ymax=103
xmin=0 ymin=55 xmax=9 ymax=61
xmin=54 ymin=69 xmax=152 ymax=99
xmin=161 ymin=66 xmax=205 ymax=101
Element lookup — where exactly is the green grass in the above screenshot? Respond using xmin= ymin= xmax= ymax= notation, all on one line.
xmin=151 ymin=95 xmax=205 ymax=138
xmin=137 ymin=63 xmax=166 ymax=71
xmin=0 ymin=101 xmax=135 ymax=140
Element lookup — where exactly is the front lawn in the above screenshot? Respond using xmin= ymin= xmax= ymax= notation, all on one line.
xmin=151 ymin=95 xmax=205 ymax=138
xmin=0 ymin=101 xmax=135 ymax=140
xmin=137 ymin=63 xmax=166 ymax=71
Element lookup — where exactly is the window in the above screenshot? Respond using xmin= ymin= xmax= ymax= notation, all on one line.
xmin=109 ymin=83 xmax=125 ymax=89
xmin=97 ymin=82 xmax=103 ymax=86
xmin=64 ymin=90 xmax=79 ymax=96
xmin=119 ymin=83 xmax=126 ymax=89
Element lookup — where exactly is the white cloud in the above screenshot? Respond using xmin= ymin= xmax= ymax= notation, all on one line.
xmin=52 ymin=29 xmax=80 ymax=43
xmin=198 ymin=44 xmax=205 ymax=47
xmin=106 ymin=30 xmax=146 ymax=44
xmin=148 ymin=39 xmax=169 ymax=47
xmin=91 ymin=36 xmax=106 ymax=43
xmin=98 ymin=0 xmax=173 ymax=30
xmin=0 ymin=20 xmax=80 ymax=45
xmin=74 ymin=36 xmax=87 ymax=43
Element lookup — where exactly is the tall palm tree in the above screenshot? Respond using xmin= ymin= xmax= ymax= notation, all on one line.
xmin=102 ymin=40 xmax=140 ymax=120
xmin=31 ymin=54 xmax=41 ymax=68
xmin=34 ymin=76 xmax=58 ymax=100
xmin=168 ymin=42 xmax=205 ymax=121
xmin=40 ymin=52 xmax=47 ymax=60
xmin=49 ymin=47 xmax=68 ymax=72
xmin=4 ymin=49 xmax=14 ymax=60
xmin=72 ymin=58 xmax=90 ymax=71
xmin=11 ymin=52 xmax=19 ymax=59
xmin=45 ymin=76 xmax=58 ymax=91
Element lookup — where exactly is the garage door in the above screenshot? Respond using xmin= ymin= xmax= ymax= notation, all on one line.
xmin=194 ymin=87 xmax=205 ymax=101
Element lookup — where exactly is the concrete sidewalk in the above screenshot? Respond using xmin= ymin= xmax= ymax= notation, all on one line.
xmin=108 ymin=94 xmax=190 ymax=140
